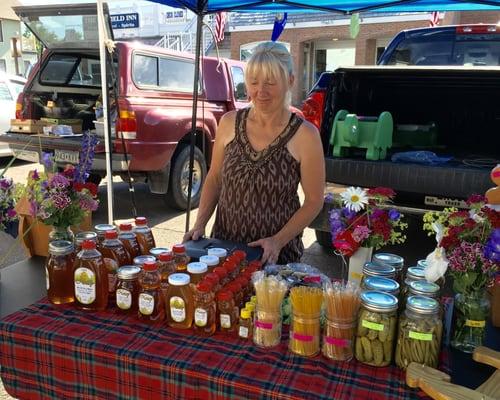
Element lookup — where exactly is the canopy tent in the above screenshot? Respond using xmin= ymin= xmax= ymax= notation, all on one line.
xmin=95 ymin=0 xmax=500 ymax=226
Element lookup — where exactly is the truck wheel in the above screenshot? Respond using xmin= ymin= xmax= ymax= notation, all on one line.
xmin=315 ymin=230 xmax=332 ymax=248
xmin=165 ymin=145 xmax=207 ymax=210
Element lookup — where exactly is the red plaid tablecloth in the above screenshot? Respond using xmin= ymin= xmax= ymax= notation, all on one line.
xmin=1 ymin=299 xmax=439 ymax=400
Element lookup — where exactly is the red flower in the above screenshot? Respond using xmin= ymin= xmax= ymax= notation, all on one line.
xmin=333 ymin=230 xmax=360 ymax=257
xmin=466 ymin=194 xmax=487 ymax=206
xmin=367 ymin=187 xmax=396 ymax=199
xmin=482 ymin=206 xmax=500 ymax=229
xmin=74 ymin=182 xmax=98 ymax=197
xmin=62 ymin=165 xmax=75 ymax=178
xmin=449 ymin=210 xmax=468 ymax=220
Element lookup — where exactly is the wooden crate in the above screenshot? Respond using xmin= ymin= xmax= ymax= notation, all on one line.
xmin=10 ymin=119 xmax=48 ymax=134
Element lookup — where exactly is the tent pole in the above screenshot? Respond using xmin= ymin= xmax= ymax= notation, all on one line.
xmin=185 ymin=13 xmax=204 ymax=233
xmin=97 ymin=0 xmax=114 ymax=224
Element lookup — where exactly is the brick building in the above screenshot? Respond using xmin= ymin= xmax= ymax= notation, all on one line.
xmin=227 ymin=11 xmax=500 ymax=104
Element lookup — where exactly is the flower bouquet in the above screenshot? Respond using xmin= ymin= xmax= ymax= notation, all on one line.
xmin=423 ymin=195 xmax=499 ymax=352
xmin=0 ymin=177 xmax=18 ymax=237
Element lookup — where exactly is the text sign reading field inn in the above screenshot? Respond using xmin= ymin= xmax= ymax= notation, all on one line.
xmin=110 ymin=13 xmax=140 ymax=29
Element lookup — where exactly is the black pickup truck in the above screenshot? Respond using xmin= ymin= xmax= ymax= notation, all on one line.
xmin=303 ymin=24 xmax=500 ymax=246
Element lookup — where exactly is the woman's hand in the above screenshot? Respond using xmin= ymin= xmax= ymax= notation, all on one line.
xmin=182 ymin=226 xmax=205 ymax=243
xmin=248 ymin=236 xmax=284 ymax=265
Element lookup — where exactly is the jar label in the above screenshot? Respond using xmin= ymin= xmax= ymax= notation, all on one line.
xmin=465 ymin=319 xmax=485 ymax=328
xmin=409 ymin=331 xmax=433 ymax=341
xmin=108 ymin=274 xmax=117 ymax=293
xmin=325 ymin=337 xmax=350 ymax=347
xmin=116 ymin=289 xmax=132 ymax=310
xmin=45 ymin=267 xmax=50 ymax=290
xmin=139 ymin=293 xmax=155 ymax=315
xmin=255 ymin=320 xmax=273 ymax=330
xmin=74 ymin=267 xmax=96 ymax=305
xmin=239 ymin=326 xmax=249 ymax=338
xmin=362 ymin=320 xmax=384 ymax=331
xmin=291 ymin=332 xmax=313 ymax=342
xmin=170 ymin=296 xmax=186 ymax=322
xmin=220 ymin=314 xmax=231 ymax=329
xmin=194 ymin=308 xmax=207 ymax=327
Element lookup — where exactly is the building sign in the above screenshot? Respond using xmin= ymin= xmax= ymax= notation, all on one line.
xmin=160 ymin=10 xmax=186 ymax=24
xmin=111 ymin=13 xmax=140 ymax=29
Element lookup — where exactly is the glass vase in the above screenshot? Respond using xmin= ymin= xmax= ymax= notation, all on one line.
xmin=451 ymin=291 xmax=490 ymax=353
xmin=49 ymin=226 xmax=75 ymax=244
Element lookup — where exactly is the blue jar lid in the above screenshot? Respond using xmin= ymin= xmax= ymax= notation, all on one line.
xmin=407 ymin=295 xmax=439 ymax=314
xmin=364 ymin=276 xmax=400 ymax=294
xmin=133 ymin=255 xmax=156 ymax=266
xmin=199 ymin=255 xmax=220 ymax=266
xmin=373 ymin=253 xmax=404 ymax=269
xmin=149 ymin=247 xmax=170 ymax=257
xmin=406 ymin=266 xmax=426 ymax=281
xmin=360 ymin=290 xmax=398 ymax=312
xmin=417 ymin=259 xmax=428 ymax=269
xmin=409 ymin=280 xmax=440 ymax=295
xmin=362 ymin=261 xmax=396 ymax=277
xmin=187 ymin=262 xmax=208 ymax=274
xmin=168 ymin=273 xmax=190 ymax=286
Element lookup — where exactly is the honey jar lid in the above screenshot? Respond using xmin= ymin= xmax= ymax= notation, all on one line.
xmin=360 ymin=290 xmax=398 ymax=312
xmin=245 ymin=301 xmax=255 ymax=312
xmin=216 ymin=290 xmax=233 ymax=301
xmin=104 ymin=230 xmax=118 ymax=240
xmin=143 ymin=261 xmax=157 ymax=271
xmin=158 ymin=251 xmax=173 ymax=262
xmin=135 ymin=217 xmax=148 ymax=226
xmin=199 ymin=255 xmax=219 ymax=266
xmin=232 ymin=250 xmax=247 ymax=261
xmin=172 ymin=244 xmax=186 ymax=254
xmin=133 ymin=255 xmax=156 ymax=266
xmin=75 ymin=231 xmax=97 ymax=245
xmin=119 ymin=223 xmax=133 ymax=231
xmin=241 ymin=308 xmax=251 ymax=319
xmin=196 ymin=281 xmax=212 ymax=292
xmin=150 ymin=247 xmax=170 ymax=257
xmin=94 ymin=224 xmax=115 ymax=233
xmin=49 ymin=240 xmax=74 ymax=255
xmin=373 ymin=253 xmax=404 ymax=269
xmin=407 ymin=295 xmax=439 ymax=315
xmin=117 ymin=265 xmax=141 ymax=280
xmin=207 ymin=248 xmax=227 ymax=258
xmin=168 ymin=273 xmax=190 ymax=286
xmin=187 ymin=262 xmax=208 ymax=274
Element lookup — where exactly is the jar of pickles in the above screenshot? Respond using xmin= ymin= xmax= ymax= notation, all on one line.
xmin=355 ymin=291 xmax=398 ymax=367
xmin=361 ymin=262 xmax=396 ymax=285
xmin=395 ymin=296 xmax=442 ymax=370
xmin=400 ymin=266 xmax=426 ymax=303
xmin=408 ymin=280 xmax=440 ymax=300
xmin=115 ymin=265 xmax=141 ymax=314
xmin=372 ymin=253 xmax=404 ymax=284
xmin=362 ymin=276 xmax=400 ymax=297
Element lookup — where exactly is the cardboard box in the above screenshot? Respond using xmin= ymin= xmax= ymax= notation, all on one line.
xmin=10 ymin=119 xmax=49 ymax=134
xmin=15 ymin=196 xmax=92 ymax=257
xmin=40 ymin=118 xmax=83 ymax=134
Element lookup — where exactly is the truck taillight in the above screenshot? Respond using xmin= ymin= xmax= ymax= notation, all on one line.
xmin=456 ymin=25 xmax=498 ymax=34
xmin=15 ymin=92 xmax=32 ymax=120
xmin=302 ymin=90 xmax=326 ymax=131
xmin=117 ymin=110 xmax=137 ymax=139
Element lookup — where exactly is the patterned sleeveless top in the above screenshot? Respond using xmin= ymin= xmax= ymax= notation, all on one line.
xmin=211 ymin=107 xmax=304 ymax=264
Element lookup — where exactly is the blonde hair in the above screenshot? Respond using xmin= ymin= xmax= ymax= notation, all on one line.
xmin=245 ymin=42 xmax=293 ymax=106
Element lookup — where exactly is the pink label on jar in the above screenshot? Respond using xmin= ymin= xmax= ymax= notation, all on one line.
xmin=291 ymin=332 xmax=313 ymax=342
xmin=493 ymin=170 xmax=500 ymax=178
xmin=255 ymin=320 xmax=273 ymax=330
xmin=325 ymin=337 xmax=350 ymax=347
xmin=303 ymin=275 xmax=321 ymax=283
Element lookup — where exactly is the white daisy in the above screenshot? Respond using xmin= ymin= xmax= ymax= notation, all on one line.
xmin=341 ymin=187 xmax=368 ymax=212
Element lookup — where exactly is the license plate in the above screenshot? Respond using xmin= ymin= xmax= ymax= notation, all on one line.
xmin=424 ymin=196 xmax=467 ymax=208
xmin=13 ymin=149 xmax=39 ymax=163
xmin=54 ymin=149 xmax=79 ymax=164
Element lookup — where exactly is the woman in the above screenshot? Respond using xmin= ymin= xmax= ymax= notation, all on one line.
xmin=183 ymin=41 xmax=325 ymax=264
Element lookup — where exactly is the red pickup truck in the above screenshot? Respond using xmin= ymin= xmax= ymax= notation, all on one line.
xmin=4 ymin=3 xmax=249 ymax=210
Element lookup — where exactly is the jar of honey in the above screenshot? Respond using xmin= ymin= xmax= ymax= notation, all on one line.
xmin=187 ymin=262 xmax=208 ymax=285
xmin=134 ymin=217 xmax=156 ymax=255
xmin=75 ymin=232 xmax=97 ymax=253
xmin=150 ymin=247 xmax=170 ymax=259
xmin=207 ymin=248 xmax=227 ymax=265
xmin=138 ymin=261 xmax=164 ymax=323
xmin=172 ymin=244 xmax=190 ymax=272
xmin=158 ymin=251 xmax=176 ymax=290
xmin=217 ymin=290 xmax=238 ymax=334
xmin=74 ymin=240 xmax=108 ymax=311
xmin=165 ymin=273 xmax=194 ymax=329
xmin=116 ymin=265 xmax=141 ymax=314
xmin=46 ymin=240 xmax=75 ymax=305
xmin=94 ymin=224 xmax=116 ymax=246
xmin=232 ymin=250 xmax=247 ymax=272
xmin=133 ymin=255 xmax=156 ymax=268
xmin=222 ymin=259 xmax=238 ymax=280
xmin=193 ymin=281 xmax=216 ymax=336
xmin=100 ymin=230 xmax=132 ymax=266
xmin=118 ymin=223 xmax=140 ymax=259
xmin=203 ymin=272 xmax=221 ymax=293
xmin=199 ymin=255 xmax=220 ymax=273
xmin=213 ymin=266 xmax=229 ymax=287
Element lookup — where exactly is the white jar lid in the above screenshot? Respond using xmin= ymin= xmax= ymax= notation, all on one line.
xmin=207 ymin=248 xmax=227 ymax=258
xmin=199 ymin=255 xmax=219 ymax=266
xmin=187 ymin=262 xmax=208 ymax=274
xmin=168 ymin=273 xmax=190 ymax=286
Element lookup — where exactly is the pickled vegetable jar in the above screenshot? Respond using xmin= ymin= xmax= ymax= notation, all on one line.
xmin=372 ymin=253 xmax=404 ymax=284
xmin=355 ymin=291 xmax=398 ymax=367
xmin=362 ymin=276 xmax=400 ymax=297
xmin=395 ymin=296 xmax=442 ymax=370
xmin=361 ymin=262 xmax=396 ymax=285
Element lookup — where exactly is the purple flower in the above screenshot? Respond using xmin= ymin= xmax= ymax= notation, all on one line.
xmin=389 ymin=209 xmax=400 ymax=221
xmin=7 ymin=208 xmax=16 ymax=218
xmin=75 ymin=131 xmax=98 ymax=184
xmin=325 ymin=193 xmax=334 ymax=203
xmin=49 ymin=174 xmax=70 ymax=189
xmin=484 ymin=228 xmax=500 ymax=263
xmin=0 ymin=178 xmax=12 ymax=189
xmin=79 ymin=197 xmax=98 ymax=212
xmin=342 ymin=207 xmax=357 ymax=220
xmin=50 ymin=193 xmax=71 ymax=209
xmin=352 ymin=225 xmax=371 ymax=242
xmin=42 ymin=152 xmax=53 ymax=170
xmin=31 ymin=170 xmax=39 ymax=181
xmin=29 ymin=200 xmax=38 ymax=217
xmin=372 ymin=209 xmax=385 ymax=219
xmin=329 ymin=209 xmax=341 ymax=222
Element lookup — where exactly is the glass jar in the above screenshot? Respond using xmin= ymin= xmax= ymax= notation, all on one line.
xmin=164 ymin=273 xmax=194 ymax=329
xmin=207 ymin=248 xmax=227 ymax=266
xmin=238 ymin=308 xmax=253 ymax=340
xmin=74 ymin=240 xmax=109 ymax=312
xmin=322 ymin=318 xmax=356 ymax=361
xmin=115 ymin=265 xmax=141 ymax=314
xmin=289 ymin=313 xmax=321 ymax=357
xmin=94 ymin=224 xmax=116 ymax=246
xmin=372 ymin=253 xmax=405 ymax=284
xmin=158 ymin=251 xmax=175 ymax=291
xmin=187 ymin=261 xmax=208 ymax=285
xmin=193 ymin=281 xmax=216 ymax=336
xmin=217 ymin=290 xmax=238 ymax=334
xmin=133 ymin=255 xmax=157 ymax=268
xmin=223 ymin=259 xmax=238 ymax=280
xmin=203 ymin=272 xmax=221 ymax=293
xmin=362 ymin=276 xmax=400 ymax=297
xmin=361 ymin=262 xmax=396 ymax=285
xmin=49 ymin=226 xmax=74 ymax=244
xmin=100 ymin=230 xmax=132 ymax=267
xmin=118 ymin=223 xmax=140 ymax=259
xmin=395 ymin=296 xmax=442 ymax=369
xmin=253 ymin=306 xmax=282 ymax=348
xmin=355 ymin=291 xmax=398 ymax=367
xmin=75 ymin=231 xmax=97 ymax=253
xmin=213 ymin=266 xmax=229 ymax=287
xmin=150 ymin=247 xmax=170 ymax=259
xmin=199 ymin=255 xmax=220 ymax=273
xmin=232 ymin=250 xmax=247 ymax=272
xmin=408 ymin=280 xmax=440 ymax=300
xmin=134 ymin=217 xmax=156 ymax=255
xmin=138 ymin=261 xmax=164 ymax=323
xmin=46 ymin=240 xmax=75 ymax=305
xmin=417 ymin=259 xmax=428 ymax=269
xmin=172 ymin=244 xmax=190 ymax=272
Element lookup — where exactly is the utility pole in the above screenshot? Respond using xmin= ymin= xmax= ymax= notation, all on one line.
xmin=10 ymin=37 xmax=21 ymax=76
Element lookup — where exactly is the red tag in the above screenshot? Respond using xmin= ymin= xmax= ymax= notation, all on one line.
xmin=292 ymin=332 xmax=313 ymax=342
xmin=255 ymin=320 xmax=273 ymax=330
xmin=325 ymin=337 xmax=350 ymax=347
xmin=303 ymin=275 xmax=321 ymax=283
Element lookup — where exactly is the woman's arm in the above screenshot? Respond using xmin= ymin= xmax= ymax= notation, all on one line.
xmin=249 ymin=121 xmax=325 ymax=263
xmin=183 ymin=111 xmax=236 ymax=241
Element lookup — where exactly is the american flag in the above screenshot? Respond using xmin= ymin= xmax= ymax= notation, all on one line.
xmin=214 ymin=12 xmax=227 ymax=43
xmin=429 ymin=12 xmax=440 ymax=27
